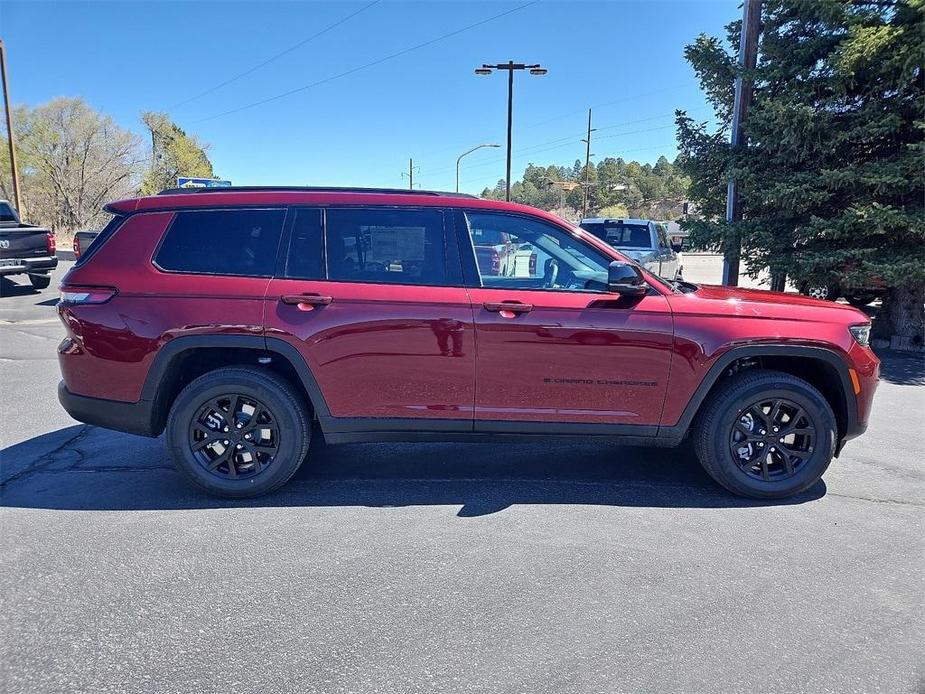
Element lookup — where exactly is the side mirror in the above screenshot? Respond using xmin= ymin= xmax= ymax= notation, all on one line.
xmin=607 ymin=261 xmax=647 ymax=297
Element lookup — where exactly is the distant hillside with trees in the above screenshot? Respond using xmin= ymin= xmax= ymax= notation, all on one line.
xmin=480 ymin=155 xmax=690 ymax=220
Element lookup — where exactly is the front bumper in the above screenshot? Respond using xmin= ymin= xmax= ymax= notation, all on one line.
xmin=0 ymin=256 xmax=58 ymax=276
xmin=58 ymin=381 xmax=157 ymax=437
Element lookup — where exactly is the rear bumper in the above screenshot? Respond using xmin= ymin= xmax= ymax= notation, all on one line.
xmin=0 ymin=256 xmax=58 ymax=276
xmin=58 ymin=381 xmax=157 ymax=437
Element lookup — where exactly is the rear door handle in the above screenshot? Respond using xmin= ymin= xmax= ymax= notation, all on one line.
xmin=483 ymin=301 xmax=533 ymax=314
xmin=280 ymin=293 xmax=333 ymax=307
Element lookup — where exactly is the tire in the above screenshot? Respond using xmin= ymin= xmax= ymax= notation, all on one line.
xmin=799 ymin=282 xmax=840 ymax=302
xmin=166 ymin=367 xmax=310 ymax=498
xmin=693 ymin=369 xmax=837 ymax=499
xmin=28 ymin=274 xmax=51 ymax=290
xmin=846 ymin=293 xmax=878 ymax=308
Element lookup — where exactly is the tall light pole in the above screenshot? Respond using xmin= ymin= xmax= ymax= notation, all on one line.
xmin=0 ymin=40 xmax=23 ymax=215
xmin=475 ymin=61 xmax=547 ymax=201
xmin=455 ymin=143 xmax=500 ymax=193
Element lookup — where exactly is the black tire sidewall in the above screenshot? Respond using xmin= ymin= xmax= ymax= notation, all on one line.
xmin=167 ymin=371 xmax=308 ymax=498
xmin=705 ymin=380 xmax=836 ymax=498
xmin=29 ymin=274 xmax=51 ymax=289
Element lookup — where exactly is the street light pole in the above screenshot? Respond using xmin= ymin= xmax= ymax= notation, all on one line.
xmin=0 ymin=40 xmax=23 ymax=215
xmin=475 ymin=61 xmax=547 ymax=201
xmin=455 ymin=143 xmax=500 ymax=193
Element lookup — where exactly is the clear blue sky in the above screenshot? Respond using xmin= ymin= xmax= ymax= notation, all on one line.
xmin=4 ymin=0 xmax=734 ymax=194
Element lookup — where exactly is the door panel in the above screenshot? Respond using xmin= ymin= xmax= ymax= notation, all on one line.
xmin=266 ymin=280 xmax=475 ymax=420
xmin=468 ymin=288 xmax=673 ymax=427
xmin=265 ymin=206 xmax=475 ymax=423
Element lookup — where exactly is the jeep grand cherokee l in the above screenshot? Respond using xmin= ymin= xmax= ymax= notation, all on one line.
xmin=56 ymin=187 xmax=879 ymax=499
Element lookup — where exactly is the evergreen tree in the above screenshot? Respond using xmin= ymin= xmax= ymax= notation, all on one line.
xmin=677 ymin=0 xmax=924 ymax=342
xmin=139 ymin=112 xmax=215 ymax=195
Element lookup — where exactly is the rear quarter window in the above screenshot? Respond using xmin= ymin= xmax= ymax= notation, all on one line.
xmin=154 ymin=209 xmax=286 ymax=277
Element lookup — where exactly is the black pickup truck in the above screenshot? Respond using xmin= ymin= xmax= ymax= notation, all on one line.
xmin=0 ymin=200 xmax=58 ymax=290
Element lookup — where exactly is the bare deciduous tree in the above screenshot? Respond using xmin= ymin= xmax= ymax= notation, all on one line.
xmin=8 ymin=98 xmax=141 ymax=233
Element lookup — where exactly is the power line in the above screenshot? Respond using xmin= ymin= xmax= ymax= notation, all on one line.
xmin=193 ymin=0 xmax=540 ymax=124
xmin=170 ymin=0 xmax=383 ymax=111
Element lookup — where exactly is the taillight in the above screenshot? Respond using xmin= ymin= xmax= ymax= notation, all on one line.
xmin=46 ymin=232 xmax=56 ymax=255
xmin=73 ymin=236 xmax=81 ymax=259
xmin=59 ymin=285 xmax=117 ymax=305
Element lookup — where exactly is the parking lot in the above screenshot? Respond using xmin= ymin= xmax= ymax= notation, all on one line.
xmin=1 ymin=260 xmax=923 ymax=693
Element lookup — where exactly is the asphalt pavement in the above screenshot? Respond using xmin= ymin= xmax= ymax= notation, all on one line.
xmin=1 ymin=262 xmax=923 ymax=694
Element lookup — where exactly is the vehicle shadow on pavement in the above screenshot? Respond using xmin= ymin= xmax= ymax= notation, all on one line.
xmin=876 ymin=349 xmax=925 ymax=386
xmin=0 ymin=277 xmax=40 ymax=298
xmin=0 ymin=425 xmax=826 ymax=515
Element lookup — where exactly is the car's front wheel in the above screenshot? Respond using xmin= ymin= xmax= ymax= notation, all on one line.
xmin=694 ymin=370 xmax=837 ymax=498
xmin=166 ymin=367 xmax=310 ymax=498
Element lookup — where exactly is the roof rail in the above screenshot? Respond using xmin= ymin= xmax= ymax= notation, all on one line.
xmin=157 ymin=186 xmax=477 ymax=199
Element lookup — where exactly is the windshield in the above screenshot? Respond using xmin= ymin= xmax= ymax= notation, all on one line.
xmin=580 ymin=221 xmax=651 ymax=249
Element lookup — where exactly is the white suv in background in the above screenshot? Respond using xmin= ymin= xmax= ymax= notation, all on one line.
xmin=578 ymin=217 xmax=683 ymax=281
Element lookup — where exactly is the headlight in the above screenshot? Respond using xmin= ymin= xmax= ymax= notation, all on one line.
xmin=849 ymin=324 xmax=871 ymax=347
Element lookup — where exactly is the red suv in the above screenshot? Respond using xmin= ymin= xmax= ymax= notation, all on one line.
xmin=57 ymin=187 xmax=879 ymax=499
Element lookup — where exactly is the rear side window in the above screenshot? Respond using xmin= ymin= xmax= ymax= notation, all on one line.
xmin=155 ymin=209 xmax=285 ymax=277
xmin=283 ymin=208 xmax=324 ymax=280
xmin=325 ymin=208 xmax=446 ymax=286
xmin=74 ymin=214 xmax=123 ymax=267
xmin=0 ymin=202 xmax=17 ymax=222
xmin=580 ymin=222 xmax=652 ymax=249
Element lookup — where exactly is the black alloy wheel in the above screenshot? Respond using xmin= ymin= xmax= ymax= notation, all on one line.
xmin=167 ymin=367 xmax=310 ymax=498
xmin=188 ymin=394 xmax=279 ymax=480
xmin=728 ymin=397 xmax=816 ymax=481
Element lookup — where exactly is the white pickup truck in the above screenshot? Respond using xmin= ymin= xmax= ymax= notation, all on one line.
xmin=578 ymin=217 xmax=683 ymax=281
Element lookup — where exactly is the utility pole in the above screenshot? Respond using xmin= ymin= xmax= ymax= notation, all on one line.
xmin=722 ymin=0 xmax=761 ymax=286
xmin=581 ymin=108 xmax=595 ymax=219
xmin=401 ymin=158 xmax=419 ymax=190
xmin=474 ymin=61 xmax=548 ymax=201
xmin=0 ymin=40 xmax=23 ymax=215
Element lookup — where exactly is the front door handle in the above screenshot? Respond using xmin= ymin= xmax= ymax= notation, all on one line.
xmin=280 ymin=293 xmax=333 ymax=309
xmin=483 ymin=301 xmax=533 ymax=315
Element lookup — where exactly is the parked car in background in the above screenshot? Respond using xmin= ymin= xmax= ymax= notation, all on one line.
xmin=73 ymin=229 xmax=101 ymax=261
xmin=57 ymin=186 xmax=878 ymax=501
xmin=799 ymin=278 xmax=887 ymax=307
xmin=0 ymin=200 xmax=57 ymax=290
xmin=578 ymin=217 xmax=682 ymax=280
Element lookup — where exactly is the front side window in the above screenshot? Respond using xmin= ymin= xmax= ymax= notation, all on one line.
xmin=325 ymin=208 xmax=446 ymax=286
xmin=465 ymin=212 xmax=613 ymax=292
xmin=580 ymin=221 xmax=652 ymax=249
xmin=0 ymin=202 xmax=17 ymax=223
xmin=155 ymin=209 xmax=285 ymax=276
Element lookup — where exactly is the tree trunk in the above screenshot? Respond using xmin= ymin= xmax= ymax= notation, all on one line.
xmin=872 ymin=284 xmax=925 ymax=347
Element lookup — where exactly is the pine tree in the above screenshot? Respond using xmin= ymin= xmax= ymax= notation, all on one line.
xmin=677 ymin=0 xmax=924 ymax=343
xmin=139 ymin=112 xmax=215 ymax=195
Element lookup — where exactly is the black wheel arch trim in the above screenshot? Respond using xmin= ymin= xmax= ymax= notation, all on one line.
xmin=660 ymin=344 xmax=859 ymax=441
xmin=140 ymin=334 xmax=331 ymax=435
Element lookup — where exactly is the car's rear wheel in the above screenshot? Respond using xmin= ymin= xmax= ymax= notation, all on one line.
xmin=694 ymin=370 xmax=837 ymax=498
xmin=166 ymin=367 xmax=310 ymax=498
xmin=28 ymin=274 xmax=51 ymax=290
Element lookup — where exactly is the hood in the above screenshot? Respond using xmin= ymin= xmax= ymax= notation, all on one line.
xmin=673 ymin=283 xmax=870 ymax=323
